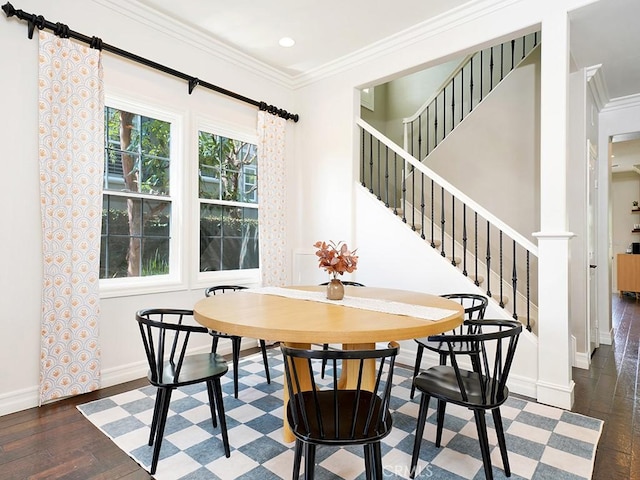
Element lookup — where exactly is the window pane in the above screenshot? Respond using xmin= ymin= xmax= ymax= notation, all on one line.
xmin=198 ymin=131 xmax=258 ymax=203
xmin=102 ymin=105 xmax=173 ymax=280
xmin=200 ymin=204 xmax=259 ymax=272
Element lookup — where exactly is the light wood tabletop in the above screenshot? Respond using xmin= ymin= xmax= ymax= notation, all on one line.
xmin=193 ymin=285 xmax=464 ymax=345
xmin=193 ymin=285 xmax=464 ymax=443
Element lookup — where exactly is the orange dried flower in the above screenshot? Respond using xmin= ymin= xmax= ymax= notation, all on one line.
xmin=313 ymin=240 xmax=358 ymax=279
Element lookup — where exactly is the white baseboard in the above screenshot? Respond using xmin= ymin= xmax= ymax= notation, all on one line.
xmin=536 ymin=379 xmax=575 ymax=410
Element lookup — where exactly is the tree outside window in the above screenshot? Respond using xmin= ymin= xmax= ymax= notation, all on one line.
xmin=198 ymin=131 xmax=259 ymax=272
xmin=101 ymin=106 xmax=172 ymax=279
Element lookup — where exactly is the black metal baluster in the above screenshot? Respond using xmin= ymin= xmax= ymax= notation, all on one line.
xmin=376 ymin=137 xmax=381 ymax=200
xmin=401 ymin=159 xmax=407 ymax=224
xmin=411 ymin=164 xmax=416 ymax=230
xmin=420 ymin=171 xmax=426 ymax=240
xmin=470 ymin=55 xmax=474 ymax=112
xmin=393 ymin=151 xmax=398 ymax=215
xmin=526 ymin=251 xmax=531 ymax=331
xmin=451 ymin=195 xmax=456 ymax=266
xmin=474 ymin=212 xmax=479 ymax=286
xmin=486 ymin=221 xmax=492 ymax=297
xmin=368 ymin=132 xmax=373 ymax=193
xmin=460 ymin=64 xmax=464 ymax=123
xmin=430 ymin=179 xmax=435 ymax=248
xmin=500 ymin=43 xmax=504 ymax=80
xmin=480 ymin=50 xmax=484 ymax=102
xmin=434 ymin=96 xmax=438 ymax=148
xmin=489 ymin=46 xmax=495 ymax=92
xmin=410 ymin=119 xmax=415 ymax=158
xmin=462 ymin=205 xmax=468 ymax=276
xmin=512 ymin=240 xmax=518 ymax=320
xmin=451 ymin=77 xmax=455 ymax=134
xmin=499 ymin=231 xmax=504 ymax=307
xmin=443 ymin=87 xmax=446 ymax=141
xmin=426 ymin=104 xmax=430 ymax=156
xmin=511 ymin=39 xmax=515 ymax=70
xmin=384 ymin=145 xmax=389 ymax=207
xmin=418 ymin=115 xmax=422 ymax=161
xmin=440 ymin=187 xmax=446 ymax=257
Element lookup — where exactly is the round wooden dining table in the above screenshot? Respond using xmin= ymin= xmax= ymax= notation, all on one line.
xmin=193 ymin=285 xmax=464 ymax=442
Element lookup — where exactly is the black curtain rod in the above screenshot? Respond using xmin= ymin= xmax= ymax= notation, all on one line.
xmin=1 ymin=2 xmax=299 ymax=122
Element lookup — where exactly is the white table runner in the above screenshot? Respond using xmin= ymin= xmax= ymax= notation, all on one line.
xmin=246 ymin=286 xmax=457 ymax=321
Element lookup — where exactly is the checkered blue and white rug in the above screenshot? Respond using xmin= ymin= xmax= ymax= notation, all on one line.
xmin=77 ymin=350 xmax=602 ymax=480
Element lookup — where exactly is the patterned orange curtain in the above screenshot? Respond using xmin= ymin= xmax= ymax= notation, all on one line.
xmin=257 ymin=112 xmax=287 ymax=286
xmin=38 ymin=31 xmax=104 ymax=403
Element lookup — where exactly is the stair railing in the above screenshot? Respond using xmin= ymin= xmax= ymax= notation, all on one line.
xmin=359 ymin=118 xmax=538 ymax=331
xmin=403 ymin=32 xmax=540 ymax=160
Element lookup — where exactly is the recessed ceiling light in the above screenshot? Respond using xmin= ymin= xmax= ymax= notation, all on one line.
xmin=279 ymin=37 xmax=295 ymax=48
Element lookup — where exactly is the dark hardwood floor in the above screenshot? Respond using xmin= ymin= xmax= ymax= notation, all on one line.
xmin=572 ymin=293 xmax=640 ymax=479
xmin=0 ymin=297 xmax=636 ymax=479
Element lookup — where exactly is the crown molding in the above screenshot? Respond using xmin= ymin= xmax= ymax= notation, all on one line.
xmin=290 ymin=0 xmax=522 ymax=88
xmin=602 ymin=93 xmax=640 ymax=112
xmin=92 ymin=0 xmax=294 ymax=89
xmin=585 ymin=64 xmax=607 ymax=111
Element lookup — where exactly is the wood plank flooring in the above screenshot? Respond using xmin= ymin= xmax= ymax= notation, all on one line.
xmin=0 ymin=297 xmax=636 ymax=479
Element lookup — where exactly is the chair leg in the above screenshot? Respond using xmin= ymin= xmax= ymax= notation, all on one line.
xmin=321 ymin=343 xmax=329 ymax=379
xmin=492 ymin=408 xmax=511 ymax=476
xmin=259 ymin=339 xmax=271 ymax=383
xmin=371 ymin=442 xmax=383 ymax=480
xmin=435 ymin=399 xmax=446 ymax=447
xmin=303 ymin=442 xmax=316 ymax=480
xmin=410 ymin=392 xmax=431 ymax=479
xmin=363 ymin=444 xmax=373 ymax=480
xmin=212 ymin=378 xmax=231 ymax=458
xmin=150 ymin=387 xmax=173 ymax=475
xmin=206 ymin=381 xmax=218 ymax=428
xmin=210 ymin=334 xmax=220 ymax=354
xmin=473 ymin=409 xmax=494 ymax=480
xmin=148 ymin=388 xmax=163 ymax=446
xmin=292 ymin=439 xmax=303 ymax=480
xmin=231 ymin=336 xmax=241 ymax=398
xmin=410 ymin=344 xmax=424 ymax=399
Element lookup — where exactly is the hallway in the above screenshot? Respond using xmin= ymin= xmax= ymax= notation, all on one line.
xmin=572 ymin=294 xmax=640 ymax=479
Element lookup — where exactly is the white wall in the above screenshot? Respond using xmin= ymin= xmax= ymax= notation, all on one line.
xmin=0 ymin=0 xmax=293 ymax=414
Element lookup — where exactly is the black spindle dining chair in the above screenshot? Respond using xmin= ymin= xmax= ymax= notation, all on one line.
xmin=410 ymin=319 xmax=522 ymax=480
xmin=281 ymin=341 xmax=399 ymax=480
xmin=135 ymin=308 xmax=231 ymax=475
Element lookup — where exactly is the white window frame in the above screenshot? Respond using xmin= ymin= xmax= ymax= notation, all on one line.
xmin=99 ymin=94 xmax=185 ymax=298
xmin=193 ymin=118 xmax=261 ymax=288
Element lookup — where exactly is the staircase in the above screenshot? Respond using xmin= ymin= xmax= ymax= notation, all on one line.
xmin=358 ymin=32 xmax=540 ymax=332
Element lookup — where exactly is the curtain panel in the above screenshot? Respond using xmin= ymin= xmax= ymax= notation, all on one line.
xmin=38 ymin=31 xmax=104 ymax=403
xmin=257 ymin=112 xmax=287 ymax=287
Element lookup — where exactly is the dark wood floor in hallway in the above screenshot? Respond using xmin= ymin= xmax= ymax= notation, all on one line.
xmin=572 ymin=294 xmax=640 ymax=479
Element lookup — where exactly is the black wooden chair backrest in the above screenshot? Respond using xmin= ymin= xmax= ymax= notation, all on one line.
xmin=440 ymin=293 xmax=488 ymax=333
xmin=281 ymin=342 xmax=399 ymax=443
xmin=427 ymin=319 xmax=522 ymax=407
xmin=205 ymin=285 xmax=248 ymax=297
xmin=135 ymin=308 xmax=209 ymax=386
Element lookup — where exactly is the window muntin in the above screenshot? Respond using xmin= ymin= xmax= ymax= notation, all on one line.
xmin=198 ymin=131 xmax=259 ymax=272
xmin=101 ymin=106 xmax=173 ymax=279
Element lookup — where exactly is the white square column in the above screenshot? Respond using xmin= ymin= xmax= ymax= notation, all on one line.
xmin=533 ymin=9 xmax=575 ymax=409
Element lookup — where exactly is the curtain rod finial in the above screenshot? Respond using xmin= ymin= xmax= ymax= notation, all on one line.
xmin=2 ymin=2 xmax=17 ymax=17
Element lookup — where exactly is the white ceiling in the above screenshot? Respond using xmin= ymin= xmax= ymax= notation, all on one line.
xmin=136 ymin=0 xmax=640 ymax=102
xmin=132 ymin=0 xmax=640 ymax=170
xmin=136 ymin=0 xmax=471 ymax=77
